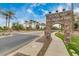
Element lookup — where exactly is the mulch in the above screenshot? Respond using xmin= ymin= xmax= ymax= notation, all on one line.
xmin=13 ymin=36 xmax=52 ymax=56
xmin=36 ymin=36 xmax=52 ymax=56
xmin=13 ymin=52 xmax=30 ymax=56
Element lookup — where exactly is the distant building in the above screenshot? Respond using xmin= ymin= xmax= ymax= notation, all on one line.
xmin=24 ymin=20 xmax=46 ymax=30
xmin=39 ymin=23 xmax=45 ymax=30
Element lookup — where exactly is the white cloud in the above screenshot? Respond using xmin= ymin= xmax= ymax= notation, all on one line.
xmin=30 ymin=3 xmax=46 ymax=8
xmin=51 ymin=10 xmax=56 ymax=13
xmin=44 ymin=11 xmax=48 ymax=14
xmin=0 ymin=18 xmax=6 ymax=26
xmin=26 ymin=8 xmax=39 ymax=20
xmin=41 ymin=9 xmax=49 ymax=15
xmin=74 ymin=8 xmax=79 ymax=13
xmin=26 ymin=3 xmax=47 ymax=20
xmin=20 ymin=19 xmax=25 ymax=24
xmin=27 ymin=8 xmax=33 ymax=14
xmin=16 ymin=19 xmax=25 ymax=25
xmin=31 ymin=4 xmax=40 ymax=7
xmin=66 ymin=3 xmax=72 ymax=6
xmin=65 ymin=3 xmax=72 ymax=10
xmin=57 ymin=5 xmax=70 ymax=12
xmin=57 ymin=6 xmax=64 ymax=12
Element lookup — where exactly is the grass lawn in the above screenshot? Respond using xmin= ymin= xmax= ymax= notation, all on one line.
xmin=55 ymin=32 xmax=79 ymax=56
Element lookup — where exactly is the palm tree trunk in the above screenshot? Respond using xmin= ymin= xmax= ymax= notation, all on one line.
xmin=8 ymin=17 xmax=10 ymax=30
xmin=6 ymin=16 xmax=8 ymax=28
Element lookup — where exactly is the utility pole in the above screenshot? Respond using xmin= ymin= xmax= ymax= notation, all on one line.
xmin=71 ymin=3 xmax=74 ymax=33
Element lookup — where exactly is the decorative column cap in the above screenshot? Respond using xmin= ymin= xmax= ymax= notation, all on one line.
xmin=56 ymin=10 xmax=58 ymax=13
xmin=63 ymin=9 xmax=66 ymax=11
xmin=49 ymin=12 xmax=51 ymax=14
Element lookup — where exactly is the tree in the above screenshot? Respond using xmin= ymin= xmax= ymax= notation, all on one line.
xmin=12 ymin=22 xmax=25 ymax=31
xmin=33 ymin=20 xmax=37 ymax=30
xmin=40 ymin=23 xmax=45 ymax=30
xmin=0 ymin=10 xmax=15 ymax=30
xmin=12 ymin=23 xmax=16 ymax=30
xmin=0 ymin=26 xmax=3 ymax=32
xmin=0 ymin=10 xmax=8 ymax=28
xmin=74 ymin=22 xmax=78 ymax=31
xmin=3 ymin=26 xmax=8 ymax=30
xmin=24 ymin=20 xmax=28 ymax=30
xmin=36 ymin=21 xmax=39 ymax=30
xmin=29 ymin=20 xmax=33 ymax=30
xmin=6 ymin=10 xmax=15 ymax=29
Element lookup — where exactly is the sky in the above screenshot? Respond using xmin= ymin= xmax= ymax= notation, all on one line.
xmin=0 ymin=3 xmax=79 ymax=26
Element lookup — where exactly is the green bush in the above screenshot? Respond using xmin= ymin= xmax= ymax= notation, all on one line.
xmin=55 ymin=32 xmax=64 ymax=40
xmin=3 ymin=26 xmax=8 ymax=30
xmin=12 ymin=23 xmax=25 ymax=30
xmin=0 ymin=26 xmax=3 ymax=30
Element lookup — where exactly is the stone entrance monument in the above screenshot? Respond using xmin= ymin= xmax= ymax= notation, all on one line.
xmin=45 ymin=10 xmax=73 ymax=44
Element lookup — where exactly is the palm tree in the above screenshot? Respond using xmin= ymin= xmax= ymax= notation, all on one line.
xmin=6 ymin=10 xmax=15 ymax=29
xmin=0 ymin=10 xmax=15 ymax=30
xmin=29 ymin=20 xmax=33 ymax=30
xmin=24 ymin=20 xmax=28 ymax=30
xmin=36 ymin=21 xmax=40 ymax=30
xmin=0 ymin=9 xmax=8 ymax=28
xmin=32 ymin=20 xmax=36 ymax=30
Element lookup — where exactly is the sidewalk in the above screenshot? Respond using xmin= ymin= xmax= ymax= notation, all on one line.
xmin=45 ymin=32 xmax=69 ymax=56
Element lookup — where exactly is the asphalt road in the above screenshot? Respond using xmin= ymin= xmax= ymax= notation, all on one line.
xmin=0 ymin=31 xmax=43 ymax=55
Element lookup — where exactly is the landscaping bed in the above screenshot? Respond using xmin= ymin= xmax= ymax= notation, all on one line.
xmin=0 ymin=30 xmax=11 ymax=36
xmin=55 ymin=32 xmax=79 ymax=56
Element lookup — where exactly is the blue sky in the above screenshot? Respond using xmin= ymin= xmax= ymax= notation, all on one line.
xmin=0 ymin=3 xmax=79 ymax=26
